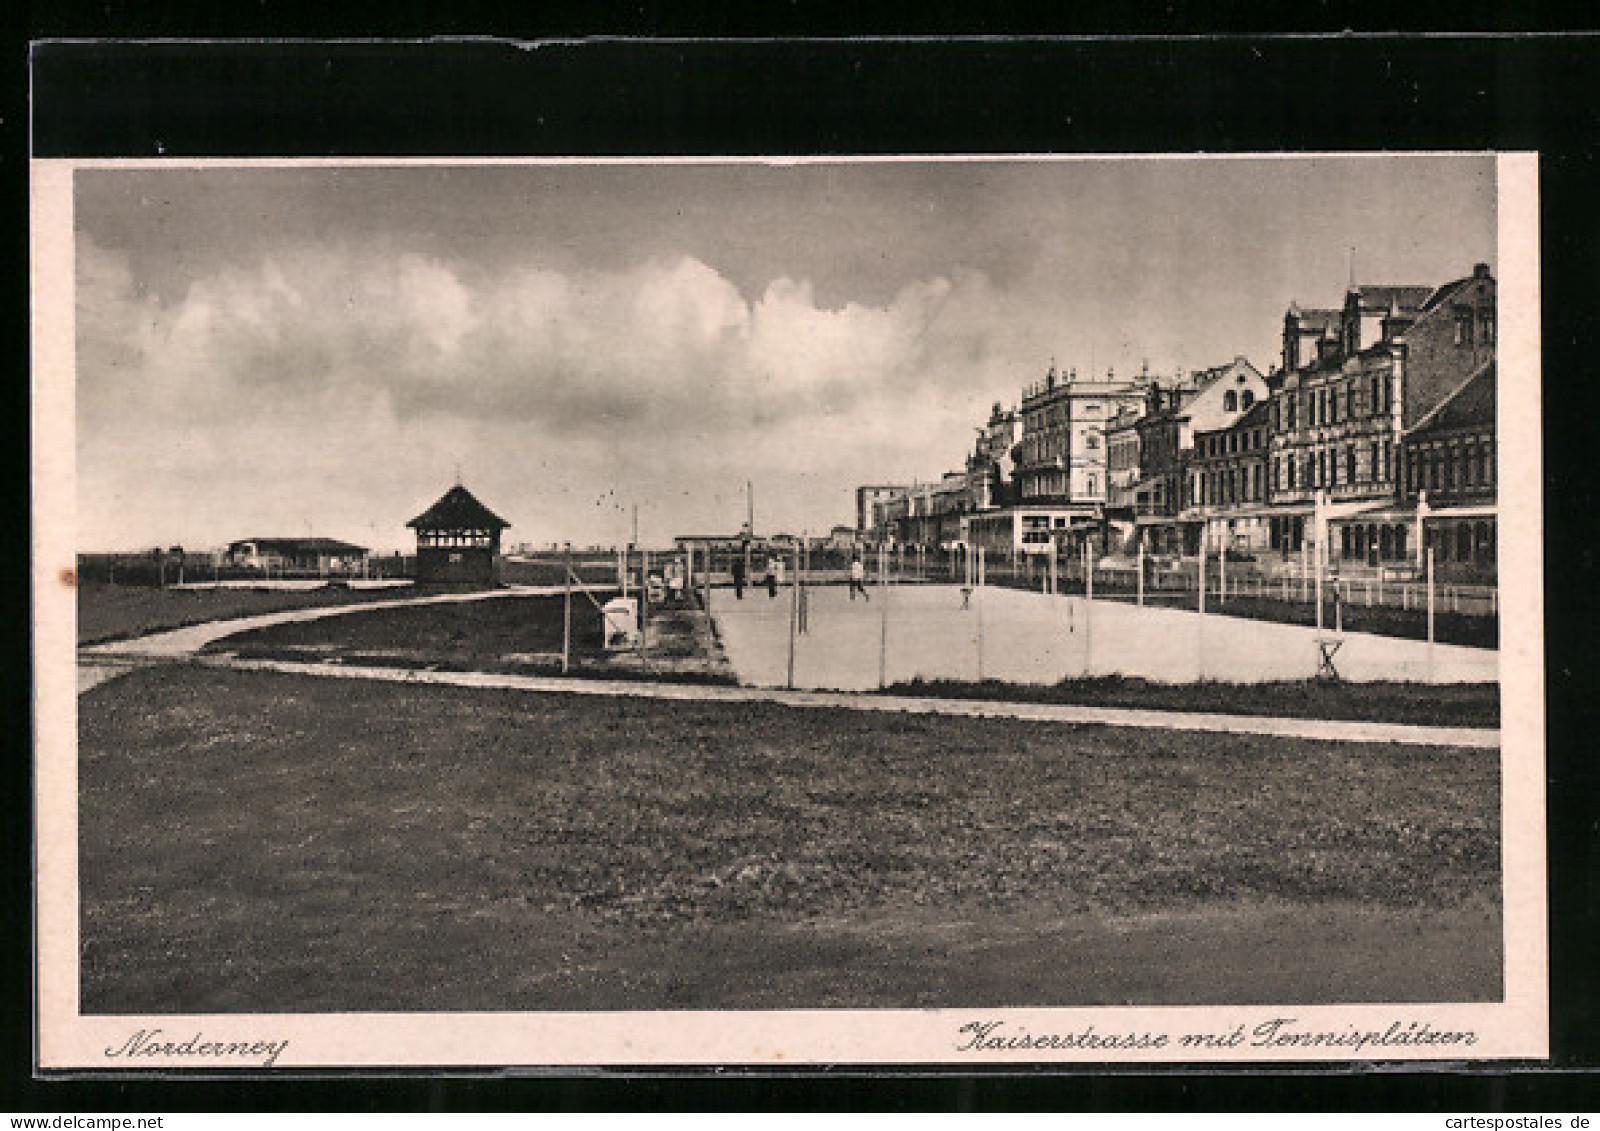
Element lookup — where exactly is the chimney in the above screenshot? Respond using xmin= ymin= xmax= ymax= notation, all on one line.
xmin=1473 ymin=263 xmax=1492 ymax=279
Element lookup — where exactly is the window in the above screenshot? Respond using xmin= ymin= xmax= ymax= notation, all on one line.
xmin=1224 ymin=390 xmax=1238 ymax=412
xmin=1455 ymin=309 xmax=1474 ymax=345
xmin=1241 ymin=390 xmax=1255 ymax=410
xmin=1482 ymin=314 xmax=1495 ymax=344
xmin=1346 ymin=445 xmax=1356 ymax=483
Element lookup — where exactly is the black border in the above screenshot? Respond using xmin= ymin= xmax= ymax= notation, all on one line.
xmin=18 ymin=34 xmax=1600 ymax=1112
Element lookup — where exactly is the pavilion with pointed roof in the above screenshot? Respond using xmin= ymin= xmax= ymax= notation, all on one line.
xmin=406 ymin=483 xmax=511 ymax=585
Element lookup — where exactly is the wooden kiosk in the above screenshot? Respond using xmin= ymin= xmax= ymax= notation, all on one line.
xmin=407 ymin=484 xmax=510 ymax=585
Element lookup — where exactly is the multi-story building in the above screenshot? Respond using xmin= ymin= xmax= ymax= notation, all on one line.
xmin=891 ymin=472 xmax=971 ymax=550
xmin=1013 ymin=365 xmax=1147 ymax=508
xmin=1104 ymin=405 xmax=1144 ymax=510
xmin=1399 ymin=358 xmax=1497 ymax=581
xmin=855 ymin=484 xmax=908 ymax=541
xmin=1266 ymin=264 xmax=1496 ymax=571
xmin=965 ymin=401 xmax=1020 ymax=512
xmin=1185 ymin=399 xmax=1274 ymax=553
xmin=1132 ymin=356 xmax=1267 ymax=554
xmin=1102 ymin=404 xmax=1146 ymax=555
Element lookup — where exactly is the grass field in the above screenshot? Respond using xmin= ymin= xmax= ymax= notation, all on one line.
xmin=79 ymin=666 xmax=1501 ymax=1013
xmin=206 ymin=590 xmax=612 ymax=670
xmin=887 ymin=676 xmax=1500 ymax=728
xmin=200 ymin=589 xmax=732 ymax=681
xmin=76 ymin=581 xmax=420 ymax=646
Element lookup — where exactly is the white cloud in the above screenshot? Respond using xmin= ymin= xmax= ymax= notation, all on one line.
xmin=75 ymin=241 xmax=1031 ymax=548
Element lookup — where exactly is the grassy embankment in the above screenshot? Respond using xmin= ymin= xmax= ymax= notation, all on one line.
xmin=80 ymin=666 xmax=1500 ymax=1013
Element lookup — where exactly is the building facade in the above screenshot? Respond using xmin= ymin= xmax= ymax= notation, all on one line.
xmin=407 ymin=483 xmax=510 ymax=585
xmin=1133 ymin=357 xmax=1267 ymax=554
xmin=226 ymin=537 xmax=369 ymax=576
xmin=1013 ymin=366 xmax=1147 ymax=507
xmin=965 ymin=401 xmax=1021 ymax=513
xmin=855 ymin=485 xmax=908 ymax=539
xmin=1401 ymin=359 xmax=1497 ymax=581
xmin=1267 ymin=265 xmax=1496 ymax=571
xmin=1185 ymin=400 xmax=1274 ymax=553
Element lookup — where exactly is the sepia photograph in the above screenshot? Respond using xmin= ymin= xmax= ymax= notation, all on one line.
xmin=33 ymin=152 xmax=1545 ymax=1068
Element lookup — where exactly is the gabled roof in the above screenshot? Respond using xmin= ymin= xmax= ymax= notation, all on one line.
xmin=1286 ymin=305 xmax=1341 ymax=332
xmin=1350 ymin=285 xmax=1434 ymax=313
xmin=230 ymin=537 xmax=368 ymax=554
xmin=1406 ymin=360 xmax=1496 ymax=437
xmin=1234 ymin=399 xmax=1273 ymax=429
xmin=1194 ymin=398 xmax=1271 ymax=441
xmin=407 ymin=484 xmax=511 ymax=531
xmin=1420 ymin=266 xmax=1494 ymax=313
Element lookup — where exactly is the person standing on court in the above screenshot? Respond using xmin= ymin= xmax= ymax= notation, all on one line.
xmin=731 ymin=554 xmax=746 ymax=599
xmin=849 ymin=553 xmax=870 ymax=601
xmin=765 ymin=554 xmax=778 ymax=599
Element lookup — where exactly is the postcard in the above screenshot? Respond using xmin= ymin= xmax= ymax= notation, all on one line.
xmin=33 ymin=151 xmax=1545 ymax=1069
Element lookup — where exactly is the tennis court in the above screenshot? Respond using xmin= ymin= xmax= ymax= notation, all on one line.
xmin=710 ymin=582 xmax=1497 ymax=690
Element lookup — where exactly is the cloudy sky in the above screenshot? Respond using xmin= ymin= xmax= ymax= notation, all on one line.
xmin=73 ymin=156 xmax=1496 ymax=552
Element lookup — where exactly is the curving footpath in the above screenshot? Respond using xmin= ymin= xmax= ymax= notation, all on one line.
xmin=76 ymin=586 xmax=582 ymax=691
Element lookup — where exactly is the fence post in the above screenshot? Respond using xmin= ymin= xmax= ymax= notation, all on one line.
xmin=1083 ymin=541 xmax=1095 ymax=677
xmin=1314 ymin=539 xmax=1323 ymax=632
xmin=975 ymin=547 xmax=985 ymax=682
xmin=1426 ymin=547 xmax=1436 ymax=682
xmin=562 ymin=542 xmax=573 ymax=674
xmin=788 ymin=547 xmax=802 ymax=690
xmin=640 ymin=548 xmax=651 ymax=665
